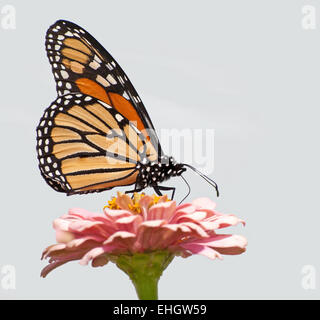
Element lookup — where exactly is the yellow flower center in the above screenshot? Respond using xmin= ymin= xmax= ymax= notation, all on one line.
xmin=104 ymin=198 xmax=120 ymax=210
xmin=104 ymin=192 xmax=169 ymax=214
xmin=128 ymin=202 xmax=142 ymax=214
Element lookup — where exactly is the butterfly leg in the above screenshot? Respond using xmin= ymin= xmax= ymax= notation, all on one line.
xmin=153 ymin=185 xmax=176 ymax=200
xmin=125 ymin=184 xmax=144 ymax=197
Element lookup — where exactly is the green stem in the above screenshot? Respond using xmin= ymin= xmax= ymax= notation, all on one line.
xmin=109 ymin=251 xmax=174 ymax=300
xmin=131 ymin=272 xmax=159 ymax=300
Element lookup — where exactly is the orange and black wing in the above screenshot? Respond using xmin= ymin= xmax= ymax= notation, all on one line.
xmin=45 ymin=20 xmax=161 ymax=153
xmin=36 ymin=93 xmax=158 ymax=195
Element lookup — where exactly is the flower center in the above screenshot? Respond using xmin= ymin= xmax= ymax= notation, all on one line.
xmin=104 ymin=197 xmax=120 ymax=210
xmin=104 ymin=192 xmax=168 ymax=214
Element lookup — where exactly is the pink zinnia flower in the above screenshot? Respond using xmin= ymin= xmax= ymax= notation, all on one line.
xmin=41 ymin=193 xmax=247 ymax=299
xmin=42 ymin=193 xmax=246 ymax=274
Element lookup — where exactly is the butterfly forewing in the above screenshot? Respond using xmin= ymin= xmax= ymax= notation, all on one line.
xmin=45 ymin=20 xmax=161 ymax=151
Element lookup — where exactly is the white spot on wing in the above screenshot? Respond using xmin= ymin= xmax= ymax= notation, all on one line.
xmin=106 ymin=74 xmax=117 ymax=85
xmin=89 ymin=60 xmax=100 ymax=70
xmin=106 ymin=63 xmax=113 ymax=70
xmin=100 ymin=101 xmax=112 ymax=109
xmin=115 ymin=114 xmax=124 ymax=122
xmin=96 ymin=75 xmax=110 ymax=87
xmin=123 ymin=91 xmax=129 ymax=100
xmin=61 ymin=70 xmax=69 ymax=79
xmin=65 ymin=31 xmax=73 ymax=37
xmin=94 ymin=55 xmax=102 ymax=63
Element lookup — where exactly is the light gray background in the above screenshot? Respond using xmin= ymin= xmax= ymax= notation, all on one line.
xmin=0 ymin=0 xmax=319 ymax=299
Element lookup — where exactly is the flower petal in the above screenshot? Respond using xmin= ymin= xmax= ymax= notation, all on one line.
xmin=136 ymin=220 xmax=167 ymax=250
xmin=79 ymin=247 xmax=106 ymax=266
xmin=41 ymin=243 xmax=66 ymax=259
xmin=190 ymin=234 xmax=248 ymax=255
xmin=138 ymin=195 xmax=154 ymax=220
xmin=92 ymin=254 xmax=109 ymax=267
xmin=68 ymin=207 xmax=101 ymax=219
xmin=179 ymin=243 xmax=223 ymax=260
xmin=115 ymin=192 xmax=134 ymax=211
xmin=55 ymin=230 xmax=75 ymax=243
xmin=170 ymin=203 xmax=196 ymax=223
xmin=205 ymin=214 xmax=245 ymax=230
xmin=147 ymin=201 xmax=176 ymax=221
xmin=103 ymin=231 xmax=136 ymax=249
xmin=115 ymin=215 xmax=143 ymax=233
xmin=41 ymin=250 xmax=87 ymax=278
xmin=66 ymin=236 xmax=104 ymax=249
xmin=192 ymin=197 xmax=216 ymax=211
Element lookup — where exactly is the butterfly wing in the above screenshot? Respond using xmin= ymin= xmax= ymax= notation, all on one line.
xmin=45 ymin=19 xmax=161 ymax=153
xmin=36 ymin=93 xmax=158 ymax=195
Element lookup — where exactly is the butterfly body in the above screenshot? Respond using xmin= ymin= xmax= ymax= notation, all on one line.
xmin=135 ymin=156 xmax=186 ymax=190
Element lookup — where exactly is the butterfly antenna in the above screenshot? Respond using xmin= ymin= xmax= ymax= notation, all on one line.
xmin=179 ymin=175 xmax=191 ymax=204
xmin=182 ymin=164 xmax=219 ymax=197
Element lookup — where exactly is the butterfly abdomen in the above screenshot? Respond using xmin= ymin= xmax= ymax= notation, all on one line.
xmin=136 ymin=156 xmax=186 ymax=189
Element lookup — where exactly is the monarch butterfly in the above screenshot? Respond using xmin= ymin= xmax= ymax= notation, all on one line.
xmin=36 ymin=20 xmax=218 ymax=199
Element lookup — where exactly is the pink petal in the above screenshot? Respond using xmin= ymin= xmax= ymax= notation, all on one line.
xmin=66 ymin=236 xmax=104 ymax=249
xmin=79 ymin=247 xmax=106 ymax=266
xmin=68 ymin=220 xmax=104 ymax=233
xmin=103 ymin=209 xmax=133 ymax=220
xmin=179 ymin=243 xmax=223 ymax=260
xmin=174 ymin=211 xmax=208 ymax=225
xmin=103 ymin=231 xmax=136 ymax=248
xmin=41 ymin=250 xmax=86 ymax=278
xmin=179 ymin=222 xmax=209 ymax=238
xmin=170 ymin=204 xmax=196 ymax=223
xmin=192 ymin=198 xmax=216 ymax=211
xmin=53 ymin=218 xmax=72 ymax=232
xmin=147 ymin=201 xmax=176 ymax=221
xmin=68 ymin=208 xmax=101 ymax=219
xmin=136 ymin=220 xmax=167 ymax=251
xmin=156 ymin=194 xmax=169 ymax=204
xmin=56 ymin=230 xmax=75 ymax=243
xmin=41 ymin=243 xmax=66 ymax=259
xmin=163 ymin=224 xmax=191 ymax=233
xmin=115 ymin=192 xmax=134 ymax=211
xmin=115 ymin=215 xmax=143 ymax=233
xmin=140 ymin=220 xmax=166 ymax=228
xmin=79 ymin=245 xmax=118 ymax=265
xmin=138 ymin=195 xmax=154 ymax=220
xmin=206 ymin=215 xmax=245 ymax=229
xmin=191 ymin=234 xmax=248 ymax=255
xmin=92 ymin=255 xmax=109 ymax=267
xmin=175 ymin=203 xmax=195 ymax=213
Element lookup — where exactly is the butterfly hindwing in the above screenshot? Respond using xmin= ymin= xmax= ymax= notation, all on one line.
xmin=36 ymin=93 xmax=158 ymax=194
